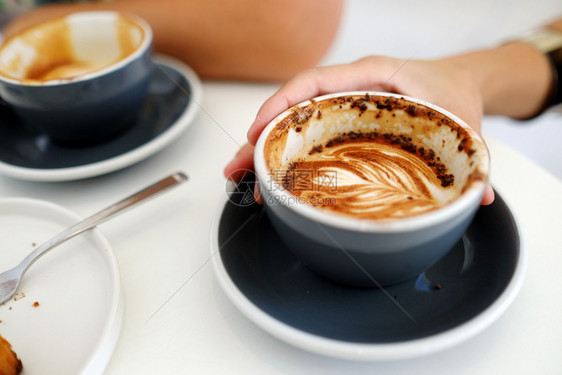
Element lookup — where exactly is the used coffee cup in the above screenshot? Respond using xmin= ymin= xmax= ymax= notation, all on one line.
xmin=0 ymin=11 xmax=153 ymax=143
xmin=254 ymin=92 xmax=490 ymax=287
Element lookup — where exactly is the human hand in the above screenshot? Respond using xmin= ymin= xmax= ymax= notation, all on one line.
xmin=224 ymin=55 xmax=494 ymax=205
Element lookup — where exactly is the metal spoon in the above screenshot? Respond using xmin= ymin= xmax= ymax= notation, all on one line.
xmin=0 ymin=172 xmax=187 ymax=305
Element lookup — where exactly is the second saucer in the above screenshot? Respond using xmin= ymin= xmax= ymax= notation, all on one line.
xmin=0 ymin=55 xmax=202 ymax=182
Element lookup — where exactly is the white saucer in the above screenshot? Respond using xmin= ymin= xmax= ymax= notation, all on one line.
xmin=0 ymin=55 xmax=202 ymax=182
xmin=0 ymin=198 xmax=122 ymax=374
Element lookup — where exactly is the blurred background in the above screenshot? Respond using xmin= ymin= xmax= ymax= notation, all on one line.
xmin=322 ymin=0 xmax=562 ymax=180
xmin=0 ymin=0 xmax=560 ymax=180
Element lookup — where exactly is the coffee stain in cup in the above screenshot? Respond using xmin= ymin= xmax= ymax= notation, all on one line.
xmin=0 ymin=14 xmax=144 ymax=83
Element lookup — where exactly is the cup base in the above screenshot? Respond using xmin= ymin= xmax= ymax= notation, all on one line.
xmin=265 ymin=202 xmax=475 ymax=288
xmin=18 ymin=112 xmax=137 ymax=145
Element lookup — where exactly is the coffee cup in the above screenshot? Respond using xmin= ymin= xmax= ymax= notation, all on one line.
xmin=254 ymin=92 xmax=490 ymax=287
xmin=0 ymin=11 xmax=153 ymax=143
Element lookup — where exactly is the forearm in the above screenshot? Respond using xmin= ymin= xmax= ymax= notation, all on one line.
xmin=443 ymin=41 xmax=553 ymax=119
xmin=440 ymin=18 xmax=562 ymax=119
xmin=1 ymin=0 xmax=343 ymax=81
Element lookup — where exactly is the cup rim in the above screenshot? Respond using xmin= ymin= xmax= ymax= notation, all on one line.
xmin=254 ymin=91 xmax=490 ymax=233
xmin=0 ymin=11 xmax=153 ymax=87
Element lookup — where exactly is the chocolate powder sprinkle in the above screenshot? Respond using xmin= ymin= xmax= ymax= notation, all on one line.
xmin=275 ymin=105 xmax=316 ymax=133
xmin=348 ymin=131 xmax=361 ymax=139
xmin=376 ymin=98 xmax=393 ymax=110
xmin=309 ymin=145 xmax=323 ymax=154
xmin=406 ymin=105 xmax=417 ymax=117
xmin=282 ymin=162 xmax=298 ymax=190
xmin=351 ymin=101 xmax=368 ymax=112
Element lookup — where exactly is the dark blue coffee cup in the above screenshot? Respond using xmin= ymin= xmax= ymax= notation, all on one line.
xmin=254 ymin=92 xmax=490 ymax=287
xmin=0 ymin=11 xmax=153 ymax=143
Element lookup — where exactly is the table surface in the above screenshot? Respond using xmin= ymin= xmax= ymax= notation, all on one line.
xmin=0 ymin=1 xmax=561 ymax=374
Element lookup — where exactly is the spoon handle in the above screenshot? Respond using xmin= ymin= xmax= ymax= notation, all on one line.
xmin=19 ymin=172 xmax=187 ymax=273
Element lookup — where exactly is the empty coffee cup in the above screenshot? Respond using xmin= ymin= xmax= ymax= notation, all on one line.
xmin=0 ymin=11 xmax=153 ymax=143
xmin=254 ymin=92 xmax=490 ymax=287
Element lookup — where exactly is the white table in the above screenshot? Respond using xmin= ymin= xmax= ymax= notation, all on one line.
xmin=0 ymin=80 xmax=559 ymax=375
xmin=1 ymin=1 xmax=561 ymax=373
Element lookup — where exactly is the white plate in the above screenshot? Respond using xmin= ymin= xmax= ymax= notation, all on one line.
xmin=0 ymin=198 xmax=122 ymax=374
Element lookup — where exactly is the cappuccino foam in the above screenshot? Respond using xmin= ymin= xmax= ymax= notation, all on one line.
xmin=282 ymin=132 xmax=456 ymax=219
xmin=264 ymin=94 xmax=487 ymax=220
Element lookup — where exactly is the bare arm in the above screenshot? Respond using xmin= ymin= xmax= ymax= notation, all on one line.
xmin=448 ymin=18 xmax=562 ymax=119
xmin=446 ymin=43 xmax=553 ymax=120
xmin=1 ymin=0 xmax=344 ymax=81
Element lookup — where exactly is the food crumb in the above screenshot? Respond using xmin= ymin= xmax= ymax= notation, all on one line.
xmin=434 ymin=284 xmax=442 ymax=290
xmin=33 ymin=302 xmax=40 ymax=307
xmin=13 ymin=292 xmax=25 ymax=301
xmin=32 ymin=242 xmax=37 ymax=247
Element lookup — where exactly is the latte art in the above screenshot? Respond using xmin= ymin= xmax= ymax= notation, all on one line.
xmin=281 ymin=132 xmax=457 ymax=219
